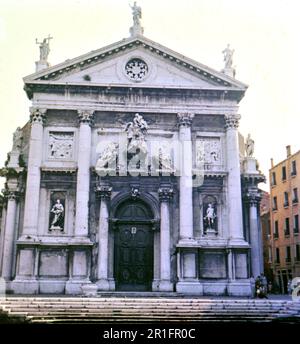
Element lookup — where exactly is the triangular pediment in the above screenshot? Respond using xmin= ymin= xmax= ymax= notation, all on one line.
xmin=24 ymin=35 xmax=247 ymax=91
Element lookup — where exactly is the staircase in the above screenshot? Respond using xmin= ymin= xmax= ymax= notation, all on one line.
xmin=0 ymin=296 xmax=299 ymax=323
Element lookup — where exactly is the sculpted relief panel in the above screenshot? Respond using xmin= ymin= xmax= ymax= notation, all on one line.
xmin=48 ymin=132 xmax=74 ymax=160
xmin=196 ymin=137 xmax=222 ymax=170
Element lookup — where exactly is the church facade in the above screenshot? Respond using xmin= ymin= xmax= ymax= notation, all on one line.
xmin=0 ymin=13 xmax=264 ymax=296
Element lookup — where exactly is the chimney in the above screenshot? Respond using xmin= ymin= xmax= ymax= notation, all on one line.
xmin=286 ymin=145 xmax=291 ymax=157
xmin=271 ymin=158 xmax=274 ymax=168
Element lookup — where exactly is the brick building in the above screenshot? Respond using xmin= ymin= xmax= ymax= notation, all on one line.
xmin=269 ymin=146 xmax=300 ymax=293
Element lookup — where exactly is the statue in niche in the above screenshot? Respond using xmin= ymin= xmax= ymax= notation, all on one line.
xmin=125 ymin=113 xmax=148 ymax=169
xmin=95 ymin=142 xmax=119 ymax=171
xmin=245 ymin=133 xmax=254 ymax=157
xmin=36 ymin=35 xmax=53 ymax=61
xmin=49 ymin=199 xmax=64 ymax=231
xmin=203 ymin=202 xmax=217 ymax=234
xmin=12 ymin=127 xmax=23 ymax=151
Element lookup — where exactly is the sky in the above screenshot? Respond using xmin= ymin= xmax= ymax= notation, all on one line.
xmin=0 ymin=0 xmax=299 ymax=191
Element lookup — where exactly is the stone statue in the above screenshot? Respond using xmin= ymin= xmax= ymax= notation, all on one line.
xmin=222 ymin=44 xmax=234 ymax=69
xmin=12 ymin=127 xmax=23 ymax=151
xmin=36 ymin=35 xmax=53 ymax=61
xmin=50 ymin=199 xmax=64 ymax=230
xmin=130 ymin=1 xmax=142 ymax=26
xmin=95 ymin=142 xmax=119 ymax=170
xmin=204 ymin=203 xmax=216 ymax=229
xmin=245 ymin=134 xmax=254 ymax=157
xmin=125 ymin=113 xmax=148 ymax=156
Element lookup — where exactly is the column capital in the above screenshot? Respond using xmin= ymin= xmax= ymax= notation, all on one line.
xmin=29 ymin=107 xmax=47 ymax=125
xmin=95 ymin=185 xmax=112 ymax=201
xmin=4 ymin=190 xmax=20 ymax=202
xmin=177 ymin=112 xmax=194 ymax=127
xmin=158 ymin=187 xmax=174 ymax=202
xmin=78 ymin=109 xmax=94 ymax=126
xmin=224 ymin=114 xmax=241 ymax=130
xmin=244 ymin=191 xmax=261 ymax=206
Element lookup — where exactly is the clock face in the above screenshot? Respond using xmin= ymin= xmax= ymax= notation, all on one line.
xmin=125 ymin=58 xmax=148 ymax=81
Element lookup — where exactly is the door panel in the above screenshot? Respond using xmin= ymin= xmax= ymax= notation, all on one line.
xmin=115 ymin=224 xmax=153 ymax=291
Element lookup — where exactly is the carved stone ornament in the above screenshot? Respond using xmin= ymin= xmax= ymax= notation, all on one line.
xmin=30 ymin=108 xmax=46 ymax=124
xmin=158 ymin=187 xmax=174 ymax=202
xmin=78 ymin=110 xmax=94 ymax=126
xmin=245 ymin=190 xmax=261 ymax=206
xmin=131 ymin=187 xmax=140 ymax=200
xmin=125 ymin=58 xmax=148 ymax=82
xmin=125 ymin=113 xmax=148 ymax=160
xmin=5 ymin=191 xmax=20 ymax=201
xmin=95 ymin=142 xmax=119 ymax=173
xmin=196 ymin=138 xmax=221 ymax=166
xmin=177 ymin=112 xmax=194 ymax=127
xmin=224 ymin=114 xmax=241 ymax=130
xmin=48 ymin=132 xmax=74 ymax=160
xmin=95 ymin=185 xmax=112 ymax=200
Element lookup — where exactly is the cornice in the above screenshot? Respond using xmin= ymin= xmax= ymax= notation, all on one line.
xmin=24 ymin=35 xmax=247 ymax=90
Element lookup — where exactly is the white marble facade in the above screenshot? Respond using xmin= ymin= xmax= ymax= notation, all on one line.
xmin=0 ymin=27 xmax=264 ymax=296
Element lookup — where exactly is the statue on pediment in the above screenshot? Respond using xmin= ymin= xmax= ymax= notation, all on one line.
xmin=245 ymin=134 xmax=254 ymax=157
xmin=222 ymin=44 xmax=234 ymax=69
xmin=36 ymin=35 xmax=53 ymax=61
xmin=130 ymin=1 xmax=142 ymax=27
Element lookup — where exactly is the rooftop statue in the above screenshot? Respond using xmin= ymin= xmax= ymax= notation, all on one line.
xmin=245 ymin=133 xmax=255 ymax=157
xmin=222 ymin=44 xmax=234 ymax=69
xmin=36 ymin=35 xmax=53 ymax=62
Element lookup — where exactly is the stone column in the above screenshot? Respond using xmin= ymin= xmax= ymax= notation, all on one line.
xmin=96 ymin=185 xmax=112 ymax=291
xmin=158 ymin=186 xmax=173 ymax=291
xmin=224 ymin=114 xmax=244 ymax=242
xmin=1 ymin=192 xmax=18 ymax=280
xmin=75 ymin=110 xmax=94 ymax=237
xmin=248 ymin=194 xmax=261 ymax=278
xmin=23 ymin=108 xmax=46 ymax=237
xmin=177 ymin=113 xmax=194 ymax=242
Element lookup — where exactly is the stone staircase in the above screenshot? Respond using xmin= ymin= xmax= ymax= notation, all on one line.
xmin=0 ymin=296 xmax=300 ymax=323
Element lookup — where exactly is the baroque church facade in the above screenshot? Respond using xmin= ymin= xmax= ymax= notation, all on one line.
xmin=0 ymin=7 xmax=264 ymax=295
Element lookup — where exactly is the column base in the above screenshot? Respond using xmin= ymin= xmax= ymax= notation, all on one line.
xmin=158 ymin=280 xmax=174 ymax=292
xmin=227 ymin=280 xmax=252 ymax=297
xmin=65 ymin=278 xmax=91 ymax=295
xmin=10 ymin=278 xmax=39 ymax=294
xmin=81 ymin=283 xmax=98 ymax=297
xmin=176 ymin=281 xmax=203 ymax=294
xmin=96 ymin=278 xmax=110 ymax=291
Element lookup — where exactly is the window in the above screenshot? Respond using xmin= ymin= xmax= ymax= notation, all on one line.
xmin=285 ymin=217 xmax=290 ymax=236
xmin=293 ymin=188 xmax=298 ymax=204
xmin=296 ymin=245 xmax=300 ymax=261
xmin=286 ymin=246 xmax=291 ymax=262
xmin=276 ymin=248 xmax=280 ymax=263
xmin=267 ymin=220 xmax=271 ymax=236
xmin=284 ymin=192 xmax=289 ymax=207
xmin=291 ymin=160 xmax=297 ymax=176
xmin=282 ymin=166 xmax=287 ymax=181
xmin=294 ymin=215 xmax=299 ymax=234
xmin=273 ymin=196 xmax=278 ymax=211
xmin=268 ymin=247 xmax=272 ymax=263
xmin=271 ymin=172 xmax=277 ymax=186
xmin=274 ymin=220 xmax=279 ymax=238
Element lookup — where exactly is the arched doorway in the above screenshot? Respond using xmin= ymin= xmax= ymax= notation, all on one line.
xmin=114 ymin=200 xmax=154 ymax=291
